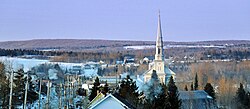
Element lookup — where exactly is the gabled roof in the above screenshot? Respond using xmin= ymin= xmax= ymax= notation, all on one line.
xmin=89 ymin=93 xmax=136 ymax=109
xmin=179 ymin=90 xmax=217 ymax=109
xmin=112 ymin=93 xmax=136 ymax=109
xmin=87 ymin=93 xmax=105 ymax=108
xmin=143 ymin=66 xmax=175 ymax=76
xmin=164 ymin=66 xmax=176 ymax=75
xmin=143 ymin=68 xmax=165 ymax=76
xmin=179 ymin=90 xmax=213 ymax=100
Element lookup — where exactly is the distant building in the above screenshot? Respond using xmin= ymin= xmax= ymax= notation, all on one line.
xmin=72 ymin=65 xmax=82 ymax=73
xmin=124 ymin=56 xmax=135 ymax=64
xmin=179 ymin=90 xmax=217 ymax=109
xmin=141 ymin=13 xmax=175 ymax=85
xmin=140 ymin=56 xmax=154 ymax=64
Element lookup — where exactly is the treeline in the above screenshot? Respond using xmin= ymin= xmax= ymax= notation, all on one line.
xmin=51 ymin=52 xmax=124 ymax=63
xmin=1 ymin=47 xmax=250 ymax=64
xmin=0 ymin=48 xmax=62 ymax=57
xmin=0 ymin=48 xmax=126 ymax=63
xmin=202 ymin=48 xmax=250 ymax=60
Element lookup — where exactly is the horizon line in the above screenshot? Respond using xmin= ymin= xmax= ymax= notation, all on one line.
xmin=0 ymin=38 xmax=250 ymax=43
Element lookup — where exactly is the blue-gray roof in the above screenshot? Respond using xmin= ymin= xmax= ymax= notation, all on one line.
xmin=179 ymin=90 xmax=217 ymax=109
xmin=179 ymin=90 xmax=213 ymax=100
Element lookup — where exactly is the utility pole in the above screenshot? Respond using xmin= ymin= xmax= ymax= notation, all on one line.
xmin=45 ymin=80 xmax=51 ymax=109
xmin=24 ymin=72 xmax=29 ymax=109
xmin=115 ymin=65 xmax=118 ymax=87
xmin=64 ymin=84 xmax=66 ymax=108
xmin=69 ymin=82 xmax=72 ymax=108
xmin=9 ymin=71 xmax=13 ymax=109
xmin=38 ymin=78 xmax=42 ymax=109
xmin=66 ymin=75 xmax=69 ymax=109
xmin=59 ymin=83 xmax=62 ymax=109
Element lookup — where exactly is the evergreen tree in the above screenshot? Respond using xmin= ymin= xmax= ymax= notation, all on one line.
xmin=7 ymin=69 xmax=39 ymax=106
xmin=204 ymin=83 xmax=216 ymax=100
xmin=118 ymin=75 xmax=140 ymax=108
xmin=142 ymin=70 xmax=162 ymax=102
xmin=235 ymin=83 xmax=249 ymax=108
xmin=194 ymin=73 xmax=198 ymax=90
xmin=119 ymin=80 xmax=127 ymax=98
xmin=154 ymin=84 xmax=170 ymax=109
xmin=142 ymin=71 xmax=170 ymax=109
xmin=77 ymin=88 xmax=86 ymax=96
xmin=243 ymin=92 xmax=250 ymax=107
xmin=94 ymin=77 xmax=100 ymax=86
xmin=167 ymin=76 xmax=181 ymax=109
xmin=0 ymin=62 xmax=9 ymax=107
xmin=236 ymin=83 xmax=246 ymax=105
xmin=102 ymin=81 xmax=109 ymax=96
xmin=89 ymin=77 xmax=100 ymax=101
xmin=190 ymin=83 xmax=194 ymax=91
xmin=184 ymin=85 xmax=188 ymax=91
xmin=245 ymin=92 xmax=250 ymax=107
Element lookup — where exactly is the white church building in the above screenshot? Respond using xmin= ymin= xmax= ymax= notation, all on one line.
xmin=137 ymin=13 xmax=176 ymax=85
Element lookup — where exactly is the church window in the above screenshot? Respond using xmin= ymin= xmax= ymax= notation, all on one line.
xmin=158 ymin=48 xmax=160 ymax=54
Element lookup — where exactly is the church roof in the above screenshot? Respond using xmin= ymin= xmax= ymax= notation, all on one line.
xmin=143 ymin=67 xmax=163 ymax=75
xmin=142 ymin=64 xmax=175 ymax=76
xmin=164 ymin=66 xmax=176 ymax=75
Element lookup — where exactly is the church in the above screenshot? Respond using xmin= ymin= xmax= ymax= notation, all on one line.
xmin=141 ymin=13 xmax=176 ymax=85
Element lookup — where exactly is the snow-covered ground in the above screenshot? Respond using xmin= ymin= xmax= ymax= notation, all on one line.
xmin=0 ymin=56 xmax=49 ymax=72
xmin=0 ymin=56 xmax=99 ymax=78
xmin=124 ymin=44 xmax=226 ymax=50
xmin=124 ymin=45 xmax=155 ymax=50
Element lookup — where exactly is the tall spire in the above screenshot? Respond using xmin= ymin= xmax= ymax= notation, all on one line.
xmin=157 ymin=10 xmax=162 ymax=43
xmin=155 ymin=11 xmax=164 ymax=61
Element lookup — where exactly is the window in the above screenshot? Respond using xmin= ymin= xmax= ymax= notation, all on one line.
xmin=158 ymin=48 xmax=160 ymax=54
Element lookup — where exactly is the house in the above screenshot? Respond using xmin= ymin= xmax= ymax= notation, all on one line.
xmin=89 ymin=93 xmax=136 ymax=109
xmin=179 ymin=90 xmax=217 ymax=109
xmin=87 ymin=93 xmax=105 ymax=108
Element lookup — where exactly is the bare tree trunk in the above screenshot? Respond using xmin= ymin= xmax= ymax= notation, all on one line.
xmin=24 ymin=72 xmax=29 ymax=109
xmin=38 ymin=78 xmax=42 ymax=109
xmin=9 ymin=71 xmax=13 ymax=109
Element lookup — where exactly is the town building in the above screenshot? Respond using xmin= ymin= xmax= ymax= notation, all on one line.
xmin=179 ymin=90 xmax=217 ymax=109
xmin=88 ymin=93 xmax=136 ymax=109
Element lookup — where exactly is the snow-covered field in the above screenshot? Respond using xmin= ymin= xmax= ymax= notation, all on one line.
xmin=0 ymin=56 xmax=98 ymax=78
xmin=124 ymin=44 xmax=226 ymax=50
xmin=0 ymin=56 xmax=49 ymax=72
xmin=124 ymin=45 xmax=155 ymax=50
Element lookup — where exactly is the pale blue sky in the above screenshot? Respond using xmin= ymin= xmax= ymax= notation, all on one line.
xmin=0 ymin=0 xmax=249 ymax=42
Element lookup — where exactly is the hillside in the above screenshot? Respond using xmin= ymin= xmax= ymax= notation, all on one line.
xmin=0 ymin=39 xmax=250 ymax=51
xmin=0 ymin=39 xmax=152 ymax=50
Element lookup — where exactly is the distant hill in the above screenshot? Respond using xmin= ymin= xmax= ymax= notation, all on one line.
xmin=0 ymin=39 xmax=249 ymax=51
xmin=0 ymin=39 xmax=154 ymax=51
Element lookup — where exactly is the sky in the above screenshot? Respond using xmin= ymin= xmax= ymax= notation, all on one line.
xmin=0 ymin=0 xmax=249 ymax=42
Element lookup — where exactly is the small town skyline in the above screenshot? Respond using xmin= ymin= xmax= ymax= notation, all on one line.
xmin=0 ymin=0 xmax=250 ymax=42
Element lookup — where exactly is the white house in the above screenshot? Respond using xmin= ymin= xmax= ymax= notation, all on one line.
xmin=89 ymin=93 xmax=135 ymax=109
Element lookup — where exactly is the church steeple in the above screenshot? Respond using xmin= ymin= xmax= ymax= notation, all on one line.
xmin=155 ymin=11 xmax=164 ymax=61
